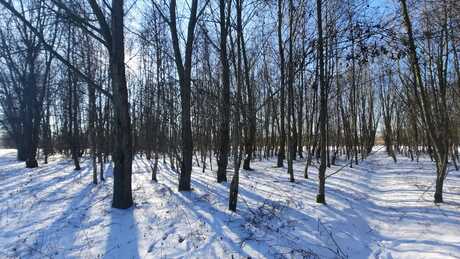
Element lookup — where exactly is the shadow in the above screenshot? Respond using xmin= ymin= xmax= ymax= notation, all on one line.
xmin=103 ymin=207 xmax=140 ymax=259
xmin=2 ymin=147 xmax=459 ymax=258
xmin=1 ymin=160 xmax=109 ymax=258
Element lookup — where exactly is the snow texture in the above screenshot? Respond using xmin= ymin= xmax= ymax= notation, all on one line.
xmin=0 ymin=147 xmax=459 ymax=258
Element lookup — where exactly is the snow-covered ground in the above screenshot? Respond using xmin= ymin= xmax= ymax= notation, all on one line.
xmin=1 ymin=147 xmax=459 ymax=259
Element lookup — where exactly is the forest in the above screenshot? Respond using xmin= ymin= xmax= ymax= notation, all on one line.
xmin=0 ymin=0 xmax=459 ymax=258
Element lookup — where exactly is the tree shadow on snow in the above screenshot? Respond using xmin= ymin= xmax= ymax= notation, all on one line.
xmin=103 ymin=207 xmax=140 ymax=259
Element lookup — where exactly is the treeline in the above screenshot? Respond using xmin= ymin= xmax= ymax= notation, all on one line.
xmin=0 ymin=0 xmax=458 ymax=210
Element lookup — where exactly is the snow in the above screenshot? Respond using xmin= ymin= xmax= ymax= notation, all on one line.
xmin=1 ymin=147 xmax=459 ymax=258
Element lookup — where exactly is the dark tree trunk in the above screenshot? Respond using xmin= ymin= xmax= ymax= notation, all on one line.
xmin=286 ymin=0 xmax=295 ymax=182
xmin=152 ymin=152 xmax=159 ymax=182
xmin=71 ymin=76 xmax=81 ymax=171
xmin=217 ymin=0 xmax=231 ymax=182
xmin=316 ymin=0 xmax=326 ymax=204
xmin=88 ymin=51 xmax=98 ymax=184
xmin=276 ymin=0 xmax=286 ymax=168
xmin=169 ymin=0 xmax=199 ymax=191
xmin=434 ymin=160 xmax=447 ymax=203
xmin=240 ymin=14 xmax=256 ymax=171
xmin=24 ymin=55 xmax=39 ymax=168
xmin=111 ymin=0 xmax=133 ymax=209
xmin=229 ymin=2 xmax=243 ymax=210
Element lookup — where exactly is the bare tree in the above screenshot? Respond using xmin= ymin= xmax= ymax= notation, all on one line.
xmin=316 ymin=0 xmax=327 ymax=204
xmin=217 ymin=0 xmax=232 ymax=183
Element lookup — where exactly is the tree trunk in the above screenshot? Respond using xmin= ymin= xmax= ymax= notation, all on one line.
xmin=241 ymin=12 xmax=256 ymax=171
xmin=217 ymin=0 xmax=231 ymax=182
xmin=111 ymin=0 xmax=133 ymax=209
xmin=316 ymin=0 xmax=326 ymax=204
xmin=399 ymin=0 xmax=450 ymax=204
xmin=229 ymin=3 xmax=243 ymax=210
xmin=169 ymin=0 xmax=198 ymax=191
xmin=24 ymin=62 xmax=38 ymax=168
xmin=286 ymin=0 xmax=295 ymax=182
xmin=276 ymin=0 xmax=286 ymax=168
xmin=434 ymin=159 xmax=447 ymax=203
xmin=88 ymin=53 xmax=98 ymax=184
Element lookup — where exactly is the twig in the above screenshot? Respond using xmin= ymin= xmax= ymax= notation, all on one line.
xmin=317 ymin=219 xmax=348 ymax=259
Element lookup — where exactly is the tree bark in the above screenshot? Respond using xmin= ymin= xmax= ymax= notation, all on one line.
xmin=276 ymin=0 xmax=286 ymax=168
xmin=217 ymin=0 xmax=231 ymax=182
xmin=111 ymin=0 xmax=133 ymax=209
xmin=316 ymin=0 xmax=326 ymax=204
xmin=169 ymin=0 xmax=199 ymax=191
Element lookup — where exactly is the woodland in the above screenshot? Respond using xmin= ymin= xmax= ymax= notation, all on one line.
xmin=0 ymin=0 xmax=459 ymax=258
